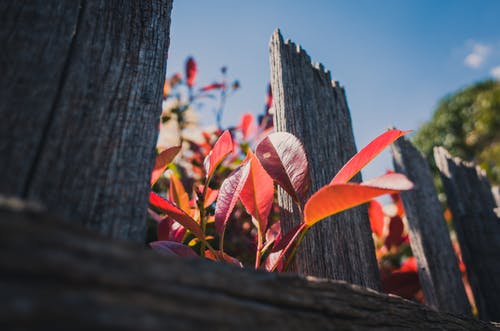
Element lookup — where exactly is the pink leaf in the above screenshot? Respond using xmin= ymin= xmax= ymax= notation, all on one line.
xmin=204 ymin=130 xmax=233 ymax=180
xmin=239 ymin=151 xmax=274 ymax=235
xmin=255 ymin=132 xmax=310 ymax=204
xmin=151 ymin=146 xmax=181 ymax=186
xmin=214 ymin=162 xmax=251 ymax=235
xmin=149 ymin=192 xmax=204 ymax=241
xmin=331 ymin=129 xmax=410 ymax=184
xmin=304 ymin=175 xmax=413 ymax=226
xmin=150 ymin=241 xmax=198 ymax=258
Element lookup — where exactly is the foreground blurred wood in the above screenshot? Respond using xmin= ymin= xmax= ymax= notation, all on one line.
xmin=1 ymin=203 xmax=495 ymax=330
xmin=434 ymin=147 xmax=500 ymax=321
xmin=0 ymin=1 xmax=173 ymax=242
xmin=269 ymin=29 xmax=380 ymax=289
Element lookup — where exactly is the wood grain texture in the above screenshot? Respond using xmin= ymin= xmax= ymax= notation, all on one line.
xmin=269 ymin=29 xmax=380 ymax=289
xmin=434 ymin=147 xmax=500 ymax=321
xmin=391 ymin=137 xmax=470 ymax=315
xmin=0 ymin=205 xmax=496 ymax=330
xmin=0 ymin=1 xmax=173 ymax=242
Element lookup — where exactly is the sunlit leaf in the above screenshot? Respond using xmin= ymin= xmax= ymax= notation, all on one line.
xmin=149 ymin=192 xmax=204 ymax=240
xmin=150 ymin=241 xmax=198 ymax=258
xmin=169 ymin=174 xmax=191 ymax=214
xmin=239 ymin=151 xmax=274 ymax=234
xmin=204 ymin=130 xmax=233 ymax=180
xmin=151 ymin=146 xmax=181 ymax=186
xmin=214 ymin=162 xmax=250 ymax=235
xmin=331 ymin=129 xmax=410 ymax=184
xmin=256 ymin=132 xmax=310 ymax=203
xmin=368 ymin=200 xmax=385 ymax=237
xmin=304 ymin=175 xmax=413 ymax=226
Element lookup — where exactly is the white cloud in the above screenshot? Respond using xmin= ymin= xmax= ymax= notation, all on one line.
xmin=464 ymin=43 xmax=491 ymax=68
xmin=491 ymin=66 xmax=500 ymax=80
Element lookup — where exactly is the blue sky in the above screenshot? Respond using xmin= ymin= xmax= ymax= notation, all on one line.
xmin=166 ymin=1 xmax=500 ymax=179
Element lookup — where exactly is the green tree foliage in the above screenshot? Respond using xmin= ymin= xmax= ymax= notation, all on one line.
xmin=413 ymin=80 xmax=500 ymax=185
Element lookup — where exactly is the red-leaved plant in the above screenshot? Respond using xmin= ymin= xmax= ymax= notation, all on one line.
xmin=149 ymin=129 xmax=413 ymax=271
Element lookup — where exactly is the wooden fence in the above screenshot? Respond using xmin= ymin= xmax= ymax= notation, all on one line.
xmin=0 ymin=2 xmax=499 ymax=329
xmin=270 ymin=29 xmax=499 ymax=321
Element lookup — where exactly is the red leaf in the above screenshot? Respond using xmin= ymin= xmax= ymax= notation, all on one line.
xmin=200 ymin=83 xmax=226 ymax=92
xmin=151 ymin=146 xmax=181 ymax=186
xmin=331 ymin=129 xmax=410 ymax=184
xmin=239 ymin=151 xmax=274 ymax=235
xmin=149 ymin=192 xmax=204 ymax=240
xmin=391 ymin=192 xmax=405 ymax=217
xmin=385 ymin=216 xmax=406 ymax=249
xmin=239 ymin=113 xmax=257 ymax=140
xmin=255 ymin=132 xmax=310 ymax=204
xmin=169 ymin=174 xmax=191 ymax=215
xmin=150 ymin=241 xmax=198 ymax=258
xmin=185 ymin=57 xmax=197 ymax=87
xmin=265 ymin=83 xmax=272 ymax=112
xmin=204 ymin=130 xmax=233 ymax=180
xmin=205 ymin=250 xmax=243 ymax=267
xmin=267 ymin=223 xmax=306 ymax=271
xmin=214 ymin=162 xmax=250 ymax=235
xmin=304 ymin=175 xmax=413 ymax=226
xmin=368 ymin=200 xmax=385 ymax=237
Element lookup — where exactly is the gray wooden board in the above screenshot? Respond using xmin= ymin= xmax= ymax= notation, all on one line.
xmin=0 ymin=1 xmax=173 ymax=242
xmin=269 ymin=29 xmax=379 ymax=290
xmin=391 ymin=137 xmax=470 ymax=315
xmin=434 ymin=147 xmax=500 ymax=321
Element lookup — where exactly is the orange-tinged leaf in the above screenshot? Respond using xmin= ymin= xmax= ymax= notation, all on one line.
xmin=304 ymin=175 xmax=413 ymax=226
xmin=204 ymin=130 xmax=233 ymax=180
xmin=215 ymin=162 xmax=250 ymax=235
xmin=149 ymin=192 xmax=204 ymax=240
xmin=239 ymin=151 xmax=274 ymax=234
xmin=256 ymin=132 xmax=309 ymax=204
xmin=151 ymin=146 xmax=181 ymax=186
xmin=331 ymin=129 xmax=410 ymax=184
xmin=169 ymin=174 xmax=190 ymax=214
xmin=205 ymin=250 xmax=243 ymax=267
xmin=368 ymin=200 xmax=385 ymax=237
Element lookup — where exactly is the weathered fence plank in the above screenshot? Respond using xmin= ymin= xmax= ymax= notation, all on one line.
xmin=391 ymin=137 xmax=470 ymax=315
xmin=269 ymin=30 xmax=380 ymax=289
xmin=1 ymin=204 xmax=496 ymax=330
xmin=0 ymin=1 xmax=173 ymax=242
xmin=434 ymin=147 xmax=500 ymax=321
